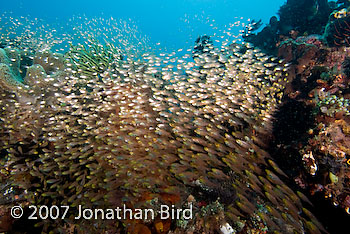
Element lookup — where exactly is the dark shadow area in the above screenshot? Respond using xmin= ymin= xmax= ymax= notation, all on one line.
xmin=270 ymin=98 xmax=350 ymax=233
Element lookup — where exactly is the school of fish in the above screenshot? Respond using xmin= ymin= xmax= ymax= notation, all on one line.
xmin=0 ymin=14 xmax=325 ymax=233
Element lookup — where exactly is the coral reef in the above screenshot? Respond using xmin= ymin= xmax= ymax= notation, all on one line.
xmin=33 ymin=50 xmax=65 ymax=75
xmin=324 ymin=7 xmax=350 ymax=47
xmin=244 ymin=0 xmax=332 ymax=54
xmin=0 ymin=16 xmax=326 ymax=233
xmin=242 ymin=1 xmax=350 ymax=232
xmin=0 ymin=47 xmax=26 ymax=92
xmin=241 ymin=0 xmax=350 ymax=232
xmin=0 ymin=45 xmax=66 ymax=93
xmin=278 ymin=0 xmax=331 ymax=35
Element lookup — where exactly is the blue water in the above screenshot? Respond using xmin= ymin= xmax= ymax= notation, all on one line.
xmin=2 ymin=0 xmax=286 ymax=50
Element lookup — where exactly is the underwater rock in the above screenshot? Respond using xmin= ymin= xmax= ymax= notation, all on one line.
xmin=269 ymin=14 xmax=350 ymax=228
xmin=277 ymin=35 xmax=350 ymax=98
xmin=244 ymin=0 xmax=333 ymax=54
xmin=0 ymin=45 xmax=66 ymax=96
xmin=242 ymin=0 xmax=350 ymax=228
xmin=23 ymin=64 xmax=47 ymax=86
xmin=278 ymin=0 xmax=331 ymax=35
xmin=0 ymin=63 xmax=25 ymax=92
xmin=0 ymin=47 xmax=25 ymax=92
xmin=301 ymin=118 xmax=350 ymax=212
xmin=4 ymin=47 xmax=21 ymax=78
xmin=33 ymin=50 xmax=65 ymax=74
xmin=0 ymin=47 xmax=25 ymax=79
xmin=243 ymin=17 xmax=280 ymax=54
xmin=0 ymin=48 xmax=10 ymax=66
